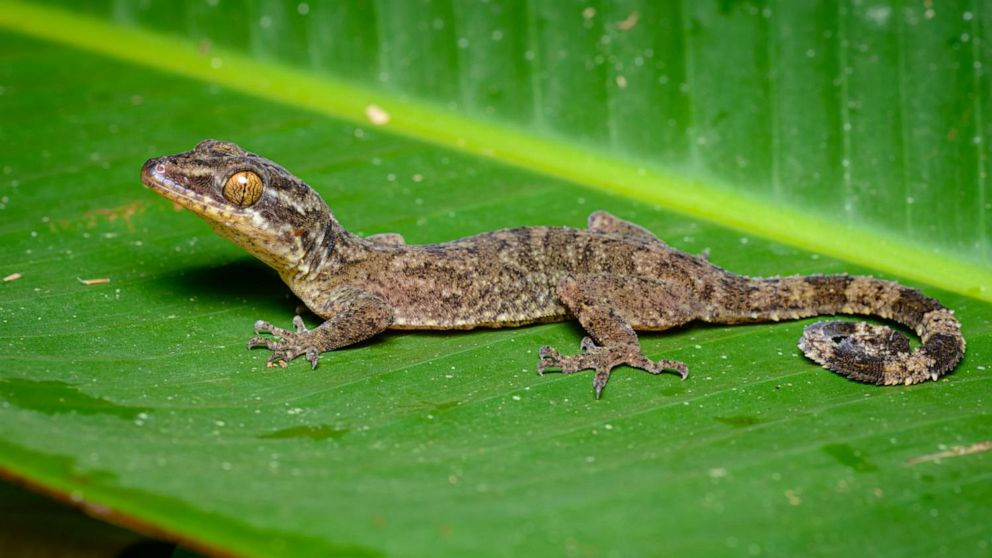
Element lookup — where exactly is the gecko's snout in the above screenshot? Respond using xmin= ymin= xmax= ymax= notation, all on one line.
xmin=140 ymin=157 xmax=160 ymax=184
xmin=140 ymin=157 xmax=170 ymax=189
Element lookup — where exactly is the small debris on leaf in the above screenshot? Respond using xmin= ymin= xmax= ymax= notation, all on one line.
xmin=365 ymin=104 xmax=390 ymax=126
xmin=907 ymin=440 xmax=992 ymax=465
xmin=616 ymin=11 xmax=640 ymax=31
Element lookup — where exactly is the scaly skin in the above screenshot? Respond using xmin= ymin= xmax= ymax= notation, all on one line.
xmin=140 ymin=140 xmax=966 ymax=398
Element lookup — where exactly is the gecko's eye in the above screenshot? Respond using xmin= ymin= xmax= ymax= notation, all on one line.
xmin=223 ymin=171 xmax=263 ymax=207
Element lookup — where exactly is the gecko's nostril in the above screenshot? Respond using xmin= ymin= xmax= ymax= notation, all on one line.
xmin=140 ymin=158 xmax=170 ymax=186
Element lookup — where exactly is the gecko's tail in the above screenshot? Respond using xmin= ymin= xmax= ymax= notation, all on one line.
xmin=738 ymin=275 xmax=965 ymax=385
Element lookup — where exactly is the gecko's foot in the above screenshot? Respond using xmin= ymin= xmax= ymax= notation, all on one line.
xmin=537 ymin=337 xmax=689 ymax=398
xmin=248 ymin=316 xmax=321 ymax=369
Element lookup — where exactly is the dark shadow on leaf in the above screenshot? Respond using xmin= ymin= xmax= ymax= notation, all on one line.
xmin=822 ymin=443 xmax=880 ymax=473
xmin=161 ymin=258 xmax=301 ymax=316
xmin=258 ymin=424 xmax=350 ymax=441
xmin=0 ymin=379 xmax=152 ymax=420
xmin=715 ymin=415 xmax=761 ymax=428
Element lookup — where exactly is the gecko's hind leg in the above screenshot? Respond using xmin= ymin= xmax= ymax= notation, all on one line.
xmin=539 ymin=337 xmax=688 ymax=398
xmin=587 ymin=211 xmax=709 ymax=260
xmin=587 ymin=211 xmax=669 ymax=247
xmin=538 ymin=275 xmax=697 ymax=398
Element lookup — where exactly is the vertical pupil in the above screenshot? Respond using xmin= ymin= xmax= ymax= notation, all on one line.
xmin=236 ymin=175 xmax=248 ymax=203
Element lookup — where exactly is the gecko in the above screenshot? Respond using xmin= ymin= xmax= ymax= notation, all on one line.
xmin=140 ymin=140 xmax=966 ymax=398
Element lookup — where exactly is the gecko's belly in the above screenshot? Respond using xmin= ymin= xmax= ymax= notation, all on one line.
xmin=389 ymin=305 xmax=568 ymax=330
xmin=388 ymin=310 xmax=568 ymax=329
xmin=361 ymin=257 xmax=573 ymax=329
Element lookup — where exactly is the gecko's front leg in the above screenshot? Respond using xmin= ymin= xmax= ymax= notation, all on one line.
xmin=249 ymin=288 xmax=394 ymax=369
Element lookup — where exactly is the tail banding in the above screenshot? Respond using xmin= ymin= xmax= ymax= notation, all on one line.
xmin=732 ymin=274 xmax=965 ymax=385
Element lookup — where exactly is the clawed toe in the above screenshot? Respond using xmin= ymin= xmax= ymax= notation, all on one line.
xmin=254 ymin=320 xmax=290 ymax=337
xmin=537 ymin=345 xmax=562 ymax=375
xmin=592 ymin=369 xmax=611 ymax=399
xmin=266 ymin=351 xmax=290 ymax=368
xmin=665 ymin=360 xmax=690 ymax=380
xmin=580 ymin=336 xmax=599 ymax=354
xmin=247 ymin=336 xmax=280 ymax=350
xmin=642 ymin=358 xmax=690 ymax=380
xmin=247 ymin=336 xmax=266 ymax=350
xmin=305 ymin=348 xmax=319 ymax=369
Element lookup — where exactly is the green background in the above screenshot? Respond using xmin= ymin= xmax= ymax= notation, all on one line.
xmin=0 ymin=1 xmax=989 ymax=557
xmin=33 ymin=0 xmax=992 ymax=268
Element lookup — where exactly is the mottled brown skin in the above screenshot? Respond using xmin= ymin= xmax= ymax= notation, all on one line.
xmin=141 ymin=140 xmax=966 ymax=398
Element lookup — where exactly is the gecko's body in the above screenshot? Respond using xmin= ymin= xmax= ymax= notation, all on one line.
xmin=141 ymin=140 xmax=965 ymax=397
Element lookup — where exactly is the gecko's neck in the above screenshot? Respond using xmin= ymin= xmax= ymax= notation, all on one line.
xmin=288 ymin=214 xmax=366 ymax=281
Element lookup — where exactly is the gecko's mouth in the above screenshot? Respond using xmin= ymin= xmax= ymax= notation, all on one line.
xmin=140 ymin=157 xmax=190 ymax=204
xmin=140 ymin=157 xmax=240 ymax=220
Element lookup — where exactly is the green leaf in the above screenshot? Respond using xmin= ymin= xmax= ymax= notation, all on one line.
xmin=0 ymin=2 xmax=990 ymax=557
xmin=3 ymin=0 xmax=990 ymax=298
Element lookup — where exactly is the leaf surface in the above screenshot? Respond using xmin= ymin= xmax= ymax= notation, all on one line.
xmin=0 ymin=3 xmax=990 ymax=558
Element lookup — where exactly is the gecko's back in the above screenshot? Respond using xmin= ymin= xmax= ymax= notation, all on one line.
xmin=315 ymin=224 xmax=726 ymax=330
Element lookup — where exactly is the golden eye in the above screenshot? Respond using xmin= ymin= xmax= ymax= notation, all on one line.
xmin=223 ymin=171 xmax=263 ymax=207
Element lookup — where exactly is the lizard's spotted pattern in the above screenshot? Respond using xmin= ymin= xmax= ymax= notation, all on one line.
xmin=141 ymin=140 xmax=966 ymax=398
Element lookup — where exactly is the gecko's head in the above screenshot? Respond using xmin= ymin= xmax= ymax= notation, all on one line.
xmin=140 ymin=139 xmax=333 ymax=271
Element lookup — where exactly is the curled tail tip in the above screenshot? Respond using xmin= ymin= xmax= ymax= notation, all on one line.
xmin=799 ymin=320 xmax=902 ymax=384
xmin=799 ymin=319 xmax=963 ymax=386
